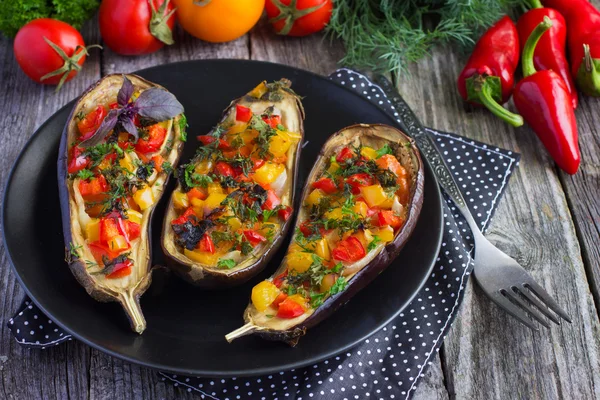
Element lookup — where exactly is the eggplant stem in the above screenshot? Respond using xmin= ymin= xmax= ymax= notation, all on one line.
xmin=225 ymin=323 xmax=259 ymax=342
xmin=119 ymin=291 xmax=146 ymax=334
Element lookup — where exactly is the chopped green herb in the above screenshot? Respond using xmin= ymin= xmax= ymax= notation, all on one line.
xmin=376 ymin=144 xmax=393 ymax=158
xmin=161 ymin=161 xmax=174 ymax=175
xmin=75 ymin=169 xmax=95 ymax=180
xmin=179 ymin=114 xmax=188 ymax=142
xmin=329 ymin=276 xmax=347 ymax=295
xmin=69 ymin=242 xmax=82 ymax=259
xmin=367 ymin=235 xmax=381 ymax=252
xmin=217 ymin=259 xmax=237 ymax=269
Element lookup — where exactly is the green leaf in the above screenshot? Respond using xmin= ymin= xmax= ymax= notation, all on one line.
xmin=376 ymin=144 xmax=393 ymax=158
xmin=329 ymin=276 xmax=347 ymax=296
xmin=367 ymin=235 xmax=381 ymax=252
xmin=217 ymin=259 xmax=236 ymax=269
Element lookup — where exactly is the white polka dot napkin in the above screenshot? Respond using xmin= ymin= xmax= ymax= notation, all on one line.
xmin=7 ymin=69 xmax=520 ymax=400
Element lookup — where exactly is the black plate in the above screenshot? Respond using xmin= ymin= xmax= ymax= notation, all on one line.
xmin=3 ymin=60 xmax=443 ymax=377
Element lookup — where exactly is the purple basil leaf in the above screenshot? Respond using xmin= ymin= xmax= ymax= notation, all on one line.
xmin=79 ymin=109 xmax=119 ymax=148
xmin=118 ymin=76 xmax=134 ymax=106
xmin=135 ymin=88 xmax=184 ymax=121
xmin=119 ymin=116 xmax=138 ymax=140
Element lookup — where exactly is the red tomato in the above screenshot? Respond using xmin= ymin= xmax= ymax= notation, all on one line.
xmin=345 ymin=173 xmax=374 ymax=194
xmin=332 ymin=236 xmax=366 ymax=262
xmin=99 ymin=0 xmax=176 ymax=55
xmin=266 ymin=0 xmax=332 ymax=36
xmin=243 ymin=230 xmax=267 ymax=245
xmin=278 ymin=205 xmax=293 ymax=221
xmin=262 ymin=115 xmax=281 ymax=128
xmin=215 ymin=161 xmax=235 ymax=177
xmin=273 ymin=271 xmax=288 ymax=288
xmin=77 ymin=105 xmax=107 ymax=140
xmin=336 ymin=147 xmax=354 ymax=163
xmin=106 ymin=260 xmax=133 ymax=279
xmin=276 ymin=298 xmax=305 ymax=318
xmin=198 ymin=234 xmax=215 ymax=254
xmin=236 ymin=105 xmax=253 ymax=122
xmin=67 ymin=146 xmax=90 ymax=174
xmin=263 ymin=190 xmax=282 ymax=210
xmin=135 ymin=124 xmax=167 ymax=154
xmin=312 ymin=177 xmax=337 ymax=194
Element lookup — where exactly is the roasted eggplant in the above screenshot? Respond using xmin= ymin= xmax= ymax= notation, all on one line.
xmin=161 ymin=80 xmax=304 ymax=287
xmin=58 ymin=74 xmax=186 ymax=334
xmin=226 ymin=124 xmax=424 ymax=345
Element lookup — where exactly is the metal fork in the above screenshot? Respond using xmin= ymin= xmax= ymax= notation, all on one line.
xmin=374 ymin=75 xmax=571 ymax=330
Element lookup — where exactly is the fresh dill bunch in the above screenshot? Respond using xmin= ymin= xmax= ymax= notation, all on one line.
xmin=326 ymin=0 xmax=529 ymax=76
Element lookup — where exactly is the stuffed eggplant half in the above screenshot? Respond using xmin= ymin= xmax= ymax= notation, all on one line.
xmin=226 ymin=124 xmax=425 ymax=345
xmin=58 ymin=74 xmax=185 ymax=334
xmin=162 ymin=80 xmax=304 ymax=287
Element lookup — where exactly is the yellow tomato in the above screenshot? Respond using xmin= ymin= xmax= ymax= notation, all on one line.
xmin=175 ymin=0 xmax=265 ymax=43
xmin=251 ymin=280 xmax=280 ymax=311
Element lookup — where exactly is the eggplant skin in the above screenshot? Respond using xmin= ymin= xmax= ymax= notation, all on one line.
xmin=161 ymin=80 xmax=305 ymax=288
xmin=58 ymin=74 xmax=185 ymax=333
xmin=243 ymin=124 xmax=425 ymax=346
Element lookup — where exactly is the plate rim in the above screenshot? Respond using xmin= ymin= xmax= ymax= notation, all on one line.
xmin=2 ymin=59 xmax=443 ymax=377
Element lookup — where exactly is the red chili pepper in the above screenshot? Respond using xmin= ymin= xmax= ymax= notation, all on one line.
xmin=332 ymin=236 xmax=366 ymax=262
xmin=336 ymin=147 xmax=354 ymax=163
xmin=542 ymin=0 xmax=600 ymax=96
xmin=67 ymin=146 xmax=90 ymax=174
xmin=457 ymin=16 xmax=524 ymax=127
xmin=517 ymin=0 xmax=577 ymax=108
xmin=312 ymin=177 xmax=337 ymax=194
xmin=198 ymin=234 xmax=215 ymax=254
xmin=277 ymin=205 xmax=293 ymax=221
xmin=276 ymin=298 xmax=305 ymax=319
xmin=262 ymin=189 xmax=281 ymax=210
xmin=243 ymin=230 xmax=267 ymax=245
xmin=514 ymin=17 xmax=580 ymax=174
xmin=235 ymin=104 xmax=253 ymax=122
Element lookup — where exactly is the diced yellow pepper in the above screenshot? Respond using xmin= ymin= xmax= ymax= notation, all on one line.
xmin=287 ymin=294 xmax=308 ymax=310
xmin=119 ymin=153 xmax=134 ymax=173
xmin=97 ymin=158 xmax=112 ymax=171
xmin=108 ymin=235 xmax=129 ymax=252
xmin=360 ymin=185 xmax=387 ymax=208
xmin=379 ymin=195 xmax=395 ymax=210
xmin=269 ymin=131 xmax=292 ymax=157
xmin=239 ymin=128 xmax=257 ymax=144
xmin=360 ymin=146 xmax=378 ymax=160
xmin=287 ymin=251 xmax=313 ymax=274
xmin=207 ymin=183 xmax=223 ymax=194
xmin=353 ymin=201 xmax=369 ymax=217
xmin=228 ymin=217 xmax=242 ymax=232
xmin=325 ymin=207 xmax=343 ymax=220
xmin=306 ymin=189 xmax=325 ymax=207
xmin=133 ymin=186 xmax=155 ymax=211
xmin=172 ymin=191 xmax=189 ymax=210
xmin=195 ymin=160 xmax=213 ymax=174
xmin=315 ymin=238 xmax=330 ymax=261
xmin=204 ymin=192 xmax=227 ymax=212
xmin=184 ymin=248 xmax=219 ymax=265
xmin=253 ymin=162 xmax=285 ymax=185
xmin=372 ymin=225 xmax=395 ymax=242
xmin=126 ymin=210 xmax=143 ymax=224
xmin=190 ymin=198 xmax=204 ymax=207
xmin=260 ymin=223 xmax=280 ymax=238
xmin=248 ymin=81 xmax=268 ymax=99
xmin=251 ymin=280 xmax=280 ymax=312
xmin=85 ymin=218 xmax=100 ymax=242
xmin=327 ymin=161 xmax=340 ymax=175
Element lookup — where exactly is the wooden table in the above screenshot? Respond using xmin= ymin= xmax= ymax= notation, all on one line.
xmin=1 ymin=15 xmax=599 ymax=400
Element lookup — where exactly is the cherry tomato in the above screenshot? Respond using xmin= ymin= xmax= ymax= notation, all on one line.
xmin=14 ymin=19 xmax=99 ymax=91
xmin=99 ymin=0 xmax=176 ymax=55
xmin=266 ymin=0 xmax=332 ymax=36
xmin=236 ymin=104 xmax=253 ymax=122
xmin=77 ymin=105 xmax=107 ymax=141
xmin=276 ymin=298 xmax=305 ymax=318
xmin=135 ymin=124 xmax=167 ymax=154
xmin=312 ymin=177 xmax=337 ymax=194
xmin=174 ymin=0 xmax=265 ymax=43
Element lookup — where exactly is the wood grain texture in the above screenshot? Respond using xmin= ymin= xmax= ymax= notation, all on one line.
xmin=395 ymin=44 xmax=600 ymax=399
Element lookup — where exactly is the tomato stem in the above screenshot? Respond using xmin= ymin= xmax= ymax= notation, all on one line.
xmin=269 ymin=0 xmax=327 ymax=35
xmin=40 ymin=38 xmax=102 ymax=92
xmin=148 ymin=0 xmax=176 ymax=46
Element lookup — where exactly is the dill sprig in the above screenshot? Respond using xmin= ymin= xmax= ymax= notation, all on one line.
xmin=326 ymin=0 xmax=528 ymax=76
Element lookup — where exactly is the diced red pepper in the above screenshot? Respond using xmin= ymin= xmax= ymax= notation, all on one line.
xmin=79 ymin=175 xmax=109 ymax=198
xmin=100 ymin=217 xmax=126 ymax=244
xmin=272 ymin=292 xmax=288 ymax=308
xmin=312 ymin=177 xmax=338 ymax=194
xmin=197 ymin=135 xmax=231 ymax=150
xmin=135 ymin=124 xmax=167 ymax=154
xmin=243 ymin=230 xmax=267 ymax=245
xmin=273 ymin=270 xmax=288 ymax=288
xmin=198 ymin=234 xmax=215 ymax=254
xmin=67 ymin=146 xmax=90 ymax=174
xmin=151 ymin=155 xmax=164 ymax=173
xmin=278 ymin=205 xmax=293 ymax=221
xmin=345 ymin=173 xmax=374 ymax=194
xmin=375 ymin=210 xmax=403 ymax=230
xmin=332 ymin=236 xmax=366 ymax=262
xmin=262 ymin=190 xmax=281 ymax=210
xmin=125 ymin=221 xmax=141 ymax=241
xmin=77 ymin=105 xmax=107 ymax=141
xmin=214 ymin=161 xmax=235 ymax=177
xmin=336 ymin=147 xmax=354 ymax=163
xmin=171 ymin=207 xmax=196 ymax=225
xmin=276 ymin=298 xmax=305 ymax=318
xmin=106 ymin=260 xmax=133 ymax=279
xmin=262 ymin=115 xmax=281 ymax=128
xmin=187 ymin=187 xmax=208 ymax=201
xmin=236 ymin=104 xmax=253 ymax=122
xmin=252 ymin=158 xmax=265 ymax=170
xmin=109 ymin=102 xmax=119 ymax=110
xmin=88 ymin=241 xmax=119 ymax=264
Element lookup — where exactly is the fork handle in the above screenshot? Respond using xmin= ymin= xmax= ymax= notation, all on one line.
xmin=374 ymin=75 xmax=485 ymax=237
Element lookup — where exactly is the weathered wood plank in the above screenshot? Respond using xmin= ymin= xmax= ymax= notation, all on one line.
xmin=412 ymin=354 xmax=449 ymax=400
xmin=396 ymin=44 xmax=600 ymax=399
xmin=0 ymin=19 xmax=102 ymax=400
